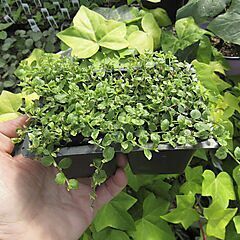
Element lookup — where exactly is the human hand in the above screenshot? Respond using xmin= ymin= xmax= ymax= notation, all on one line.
xmin=0 ymin=116 xmax=128 ymax=240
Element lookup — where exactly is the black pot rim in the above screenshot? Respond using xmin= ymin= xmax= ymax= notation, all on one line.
xmin=224 ymin=56 xmax=240 ymax=60
xmin=57 ymin=139 xmax=218 ymax=156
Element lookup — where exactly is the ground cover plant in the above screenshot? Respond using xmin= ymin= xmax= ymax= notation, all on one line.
xmin=15 ymin=50 xmax=229 ymax=192
xmin=0 ymin=2 xmax=240 ymax=240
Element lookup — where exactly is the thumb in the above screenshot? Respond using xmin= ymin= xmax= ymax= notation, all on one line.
xmin=0 ymin=115 xmax=29 ymax=138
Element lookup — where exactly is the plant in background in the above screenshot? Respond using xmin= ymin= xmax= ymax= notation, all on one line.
xmin=0 ymin=27 xmax=60 ymax=92
xmin=57 ymin=5 xmax=171 ymax=58
xmin=177 ymin=0 xmax=240 ymax=57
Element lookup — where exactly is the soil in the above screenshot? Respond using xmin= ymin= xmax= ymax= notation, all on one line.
xmin=211 ymin=36 xmax=240 ymax=57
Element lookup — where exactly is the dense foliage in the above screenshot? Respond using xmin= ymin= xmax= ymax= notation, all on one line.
xmin=16 ymin=51 xmax=228 ymax=192
xmin=0 ymin=2 xmax=239 ymax=240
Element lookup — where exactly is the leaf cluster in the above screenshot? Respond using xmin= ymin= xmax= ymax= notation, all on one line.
xmin=17 ymin=51 xmax=227 ymax=190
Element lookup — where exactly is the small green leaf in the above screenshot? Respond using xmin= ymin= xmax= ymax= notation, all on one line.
xmin=234 ymin=147 xmax=240 ymax=160
xmin=144 ymin=149 xmax=152 ymax=160
xmin=204 ymin=201 xmax=237 ymax=240
xmin=68 ymin=179 xmax=79 ymax=190
xmin=190 ymin=109 xmax=201 ymax=120
xmin=59 ymin=158 xmax=72 ymax=169
xmin=150 ymin=132 xmax=160 ymax=144
xmin=103 ymin=147 xmax=115 ymax=161
xmin=132 ymin=118 xmax=145 ymax=126
xmin=215 ymin=146 xmax=228 ymax=160
xmin=91 ymin=129 xmax=99 ymax=140
xmin=55 ymin=172 xmax=66 ymax=185
xmin=161 ymin=119 xmax=170 ymax=131
xmin=41 ymin=156 xmax=54 ymax=167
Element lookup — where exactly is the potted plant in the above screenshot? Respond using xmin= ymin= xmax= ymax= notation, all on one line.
xmin=14 ymin=48 xmax=226 ymax=193
xmin=177 ymin=0 xmax=240 ymax=76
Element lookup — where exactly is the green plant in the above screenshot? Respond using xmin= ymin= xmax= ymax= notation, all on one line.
xmin=14 ymin=51 xmax=229 ymax=195
xmin=57 ymin=5 xmax=171 ymax=58
xmin=177 ymin=0 xmax=240 ymax=46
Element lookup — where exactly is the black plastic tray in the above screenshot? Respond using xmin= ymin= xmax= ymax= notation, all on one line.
xmin=18 ymin=137 xmax=218 ymax=178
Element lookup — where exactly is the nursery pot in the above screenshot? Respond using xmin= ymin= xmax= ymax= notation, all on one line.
xmin=18 ymin=137 xmax=118 ymax=179
xmin=128 ymin=139 xmax=218 ymax=174
xmin=19 ymin=137 xmax=218 ymax=178
xmin=141 ymin=0 xmax=187 ymax=22
xmin=225 ymin=56 xmax=240 ymax=76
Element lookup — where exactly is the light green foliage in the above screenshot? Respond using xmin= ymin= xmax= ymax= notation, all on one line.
xmin=0 ymin=90 xmax=22 ymax=122
xmin=204 ymin=202 xmax=237 ymax=240
xmin=233 ymin=216 xmax=240 ymax=234
xmin=180 ymin=166 xmax=203 ymax=195
xmin=93 ymin=192 xmax=137 ymax=231
xmin=193 ymin=60 xmax=231 ymax=94
xmin=142 ymin=13 xmax=161 ymax=49
xmin=17 ymin=51 xmax=226 ymax=190
xmin=57 ymin=6 xmax=129 ymax=58
xmin=92 ymin=228 xmax=129 ymax=240
xmin=233 ymin=165 xmax=240 ymax=199
xmin=161 ymin=17 xmax=209 ymax=54
xmin=202 ymin=170 xmax=236 ymax=208
xmin=127 ymin=31 xmax=153 ymax=54
xmin=131 ymin=193 xmax=175 ymax=240
xmin=161 ymin=194 xmax=200 ymax=229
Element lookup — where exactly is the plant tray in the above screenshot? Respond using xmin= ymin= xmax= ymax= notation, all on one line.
xmin=225 ymin=56 xmax=240 ymax=76
xmin=18 ymin=137 xmax=218 ymax=178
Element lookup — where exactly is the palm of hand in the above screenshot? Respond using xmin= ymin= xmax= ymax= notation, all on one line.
xmin=0 ymin=117 xmax=127 ymax=240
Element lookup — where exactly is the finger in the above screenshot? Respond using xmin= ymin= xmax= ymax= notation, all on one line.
xmin=94 ymin=168 xmax=127 ymax=211
xmin=0 ymin=115 xmax=28 ymax=138
xmin=116 ymin=153 xmax=128 ymax=168
xmin=0 ymin=132 xmax=14 ymax=154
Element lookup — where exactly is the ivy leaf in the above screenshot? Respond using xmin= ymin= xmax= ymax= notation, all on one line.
xmin=0 ymin=91 xmax=22 ymax=122
xmin=142 ymin=13 xmax=161 ymax=49
xmin=233 ymin=165 xmax=240 ymax=200
xmin=55 ymin=172 xmax=66 ymax=185
xmin=57 ymin=6 xmax=129 ymax=58
xmin=143 ymin=193 xmax=170 ymax=222
xmin=161 ymin=194 xmax=200 ymax=229
xmin=128 ymin=30 xmax=154 ymax=54
xmin=161 ymin=17 xmax=209 ymax=54
xmin=132 ymin=218 xmax=175 ymax=240
xmin=131 ymin=194 xmax=174 ymax=240
xmin=204 ymin=201 xmax=237 ymax=240
xmin=103 ymin=147 xmax=115 ymax=162
xmin=193 ymin=60 xmax=231 ymax=94
xmin=180 ymin=166 xmax=203 ymax=195
xmin=93 ymin=192 xmax=137 ymax=232
xmin=202 ymin=170 xmax=236 ymax=208
xmin=147 ymin=8 xmax=172 ymax=27
xmin=233 ymin=216 xmax=240 ymax=234
xmin=208 ymin=0 xmax=240 ymax=45
xmin=92 ymin=228 xmax=129 ymax=240
xmin=58 ymin=158 xmax=72 ymax=169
